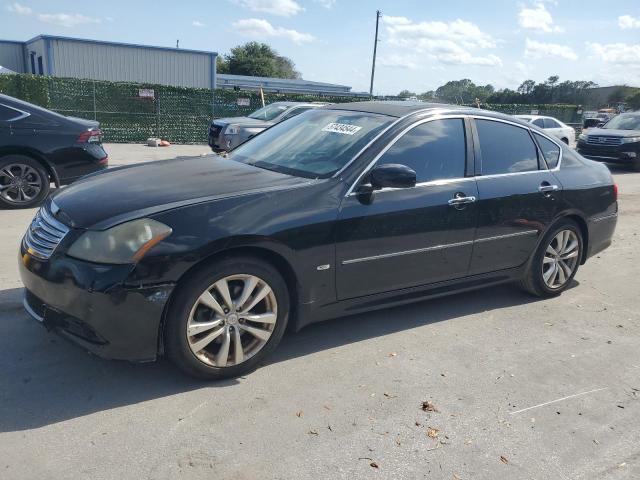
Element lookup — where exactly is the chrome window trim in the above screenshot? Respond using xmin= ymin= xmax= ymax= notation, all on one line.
xmin=344 ymin=113 xmax=469 ymax=196
xmin=356 ymin=176 xmax=476 ymax=197
xmin=471 ymin=115 xmax=563 ymax=174
xmin=331 ymin=107 xmax=442 ymax=179
xmin=0 ymin=103 xmax=31 ymax=122
xmin=343 ymin=112 xmax=564 ymax=197
xmin=341 ymin=229 xmax=540 ymax=265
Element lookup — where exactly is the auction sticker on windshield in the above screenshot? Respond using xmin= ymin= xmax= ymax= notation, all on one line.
xmin=322 ymin=123 xmax=363 ymax=135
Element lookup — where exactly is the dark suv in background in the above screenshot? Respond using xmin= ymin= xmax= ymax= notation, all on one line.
xmin=0 ymin=93 xmax=108 ymax=208
xmin=577 ymin=112 xmax=640 ymax=171
xmin=209 ymin=101 xmax=326 ymax=152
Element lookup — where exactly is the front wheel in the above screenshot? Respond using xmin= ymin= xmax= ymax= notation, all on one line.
xmin=165 ymin=256 xmax=290 ymax=379
xmin=520 ymin=219 xmax=583 ymax=297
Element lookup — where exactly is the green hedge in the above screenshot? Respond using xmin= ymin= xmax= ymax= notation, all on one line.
xmin=0 ymin=74 xmax=583 ymax=142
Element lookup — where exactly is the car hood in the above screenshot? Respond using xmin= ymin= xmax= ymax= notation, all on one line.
xmin=51 ymin=156 xmax=309 ymax=230
xmin=213 ymin=117 xmax=273 ymax=129
xmin=585 ymin=128 xmax=640 ymax=137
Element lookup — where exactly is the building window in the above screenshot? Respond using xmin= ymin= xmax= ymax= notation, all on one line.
xmin=37 ymin=56 xmax=43 ymax=75
xmin=30 ymin=53 xmax=36 ymax=74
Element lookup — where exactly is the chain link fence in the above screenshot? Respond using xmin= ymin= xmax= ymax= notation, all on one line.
xmin=0 ymin=74 xmax=584 ymax=143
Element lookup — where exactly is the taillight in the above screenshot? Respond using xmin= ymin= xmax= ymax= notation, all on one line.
xmin=77 ymin=129 xmax=102 ymax=143
xmin=613 ymin=183 xmax=618 ymax=201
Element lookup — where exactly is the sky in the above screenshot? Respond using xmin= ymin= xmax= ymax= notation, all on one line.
xmin=2 ymin=0 xmax=639 ymax=95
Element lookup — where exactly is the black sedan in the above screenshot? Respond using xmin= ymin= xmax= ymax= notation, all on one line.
xmin=0 ymin=94 xmax=108 ymax=208
xmin=577 ymin=112 xmax=640 ymax=171
xmin=19 ymin=102 xmax=618 ymax=379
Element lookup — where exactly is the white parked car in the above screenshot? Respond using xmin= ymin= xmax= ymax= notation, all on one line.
xmin=515 ymin=115 xmax=576 ymax=148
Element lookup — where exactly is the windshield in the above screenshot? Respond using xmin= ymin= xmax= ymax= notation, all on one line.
xmin=248 ymin=104 xmax=290 ymax=121
xmin=603 ymin=114 xmax=640 ymax=131
xmin=230 ymin=109 xmax=393 ymax=179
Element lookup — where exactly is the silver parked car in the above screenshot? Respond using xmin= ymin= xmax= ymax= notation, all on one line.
xmin=208 ymin=101 xmax=327 ymax=152
xmin=515 ymin=115 xmax=576 ymax=148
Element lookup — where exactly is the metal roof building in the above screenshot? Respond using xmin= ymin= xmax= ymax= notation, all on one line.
xmin=0 ymin=35 xmax=360 ymax=96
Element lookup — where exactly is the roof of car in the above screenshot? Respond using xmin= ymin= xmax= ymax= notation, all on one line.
xmin=325 ymin=101 xmax=533 ymax=125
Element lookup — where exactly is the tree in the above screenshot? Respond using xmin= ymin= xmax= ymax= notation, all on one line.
xmin=626 ymin=92 xmax=640 ymax=110
xmin=222 ymin=42 xmax=301 ymax=79
xmin=517 ymin=80 xmax=536 ymax=97
xmin=216 ymin=56 xmax=229 ymax=74
xmin=398 ymin=89 xmax=416 ymax=98
xmin=418 ymin=91 xmax=436 ymax=101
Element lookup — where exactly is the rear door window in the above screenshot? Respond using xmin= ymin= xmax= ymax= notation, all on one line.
xmin=375 ymin=119 xmax=467 ymax=183
xmin=543 ymin=118 xmax=561 ymax=129
xmin=534 ymin=133 xmax=560 ymax=168
xmin=532 ymin=118 xmax=545 ymax=128
xmin=476 ymin=119 xmax=539 ymax=175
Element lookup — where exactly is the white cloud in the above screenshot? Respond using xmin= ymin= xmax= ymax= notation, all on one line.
xmin=378 ymin=54 xmax=419 ymax=70
xmin=37 ymin=12 xmax=102 ymax=27
xmin=618 ymin=15 xmax=640 ymax=30
xmin=587 ymin=42 xmax=640 ymax=65
xmin=524 ymin=38 xmax=577 ymax=60
xmin=192 ymin=20 xmax=205 ymax=27
xmin=5 ymin=2 xmax=31 ymax=14
xmin=518 ymin=3 xmax=562 ymax=33
xmin=382 ymin=17 xmax=501 ymax=67
xmin=314 ymin=0 xmax=335 ymax=8
xmin=232 ymin=18 xmax=314 ymax=44
xmin=233 ymin=0 xmax=303 ymax=17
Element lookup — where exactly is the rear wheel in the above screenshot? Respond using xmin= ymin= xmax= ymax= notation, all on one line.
xmin=165 ymin=256 xmax=290 ymax=379
xmin=520 ymin=219 xmax=583 ymax=297
xmin=0 ymin=155 xmax=50 ymax=209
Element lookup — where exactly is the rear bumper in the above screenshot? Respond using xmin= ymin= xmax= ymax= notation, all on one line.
xmin=18 ymin=247 xmax=174 ymax=362
xmin=586 ymin=212 xmax=617 ymax=259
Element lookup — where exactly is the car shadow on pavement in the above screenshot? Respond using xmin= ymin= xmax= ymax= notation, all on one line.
xmin=0 ymin=282 xmax=562 ymax=432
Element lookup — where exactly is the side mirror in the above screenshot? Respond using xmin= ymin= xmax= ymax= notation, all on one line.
xmin=369 ymin=164 xmax=417 ymax=190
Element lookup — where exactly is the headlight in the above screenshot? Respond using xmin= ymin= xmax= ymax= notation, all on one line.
xmin=67 ymin=218 xmax=172 ymax=264
xmin=225 ymin=125 xmax=240 ymax=135
xmin=578 ymin=133 xmax=588 ymax=141
xmin=621 ymin=136 xmax=640 ymax=144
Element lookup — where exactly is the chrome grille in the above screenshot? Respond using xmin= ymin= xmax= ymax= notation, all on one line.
xmin=586 ymin=135 xmax=622 ymax=146
xmin=23 ymin=204 xmax=69 ymax=259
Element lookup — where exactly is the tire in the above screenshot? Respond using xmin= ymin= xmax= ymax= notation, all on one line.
xmin=520 ymin=219 xmax=583 ymax=298
xmin=165 ymin=256 xmax=290 ymax=380
xmin=0 ymin=155 xmax=50 ymax=209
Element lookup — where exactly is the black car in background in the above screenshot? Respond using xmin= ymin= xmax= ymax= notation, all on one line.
xmin=577 ymin=112 xmax=640 ymax=171
xmin=0 ymin=93 xmax=108 ymax=208
xmin=19 ymin=102 xmax=617 ymax=380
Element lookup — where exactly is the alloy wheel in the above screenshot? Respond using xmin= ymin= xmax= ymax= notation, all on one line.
xmin=186 ymin=274 xmax=277 ymax=367
xmin=0 ymin=163 xmax=43 ymax=205
xmin=542 ymin=229 xmax=579 ymax=289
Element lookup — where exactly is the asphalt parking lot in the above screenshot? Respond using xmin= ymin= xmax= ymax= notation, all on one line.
xmin=0 ymin=145 xmax=639 ymax=480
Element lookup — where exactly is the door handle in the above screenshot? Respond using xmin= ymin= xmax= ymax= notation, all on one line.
xmin=539 ymin=184 xmax=559 ymax=193
xmin=448 ymin=194 xmax=477 ymax=206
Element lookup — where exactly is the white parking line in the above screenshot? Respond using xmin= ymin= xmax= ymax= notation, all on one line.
xmin=509 ymin=387 xmax=609 ymax=415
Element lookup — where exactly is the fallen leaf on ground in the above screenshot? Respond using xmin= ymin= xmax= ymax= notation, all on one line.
xmin=296 ymin=410 xmax=303 ymax=417
xmin=308 ymin=429 xmax=318 ymax=435
xmin=370 ymin=462 xmax=379 ymax=469
xmin=500 ymin=456 xmax=509 ymax=464
xmin=383 ymin=392 xmax=397 ymax=398
xmin=389 ymin=352 xmax=397 ymax=357
xmin=427 ymin=427 xmax=439 ymax=438
xmin=422 ymin=400 xmax=439 ymax=412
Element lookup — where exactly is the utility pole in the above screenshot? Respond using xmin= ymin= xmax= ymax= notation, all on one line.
xmin=369 ymin=10 xmax=381 ymax=97
xmin=176 ymin=39 xmax=179 ymax=48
